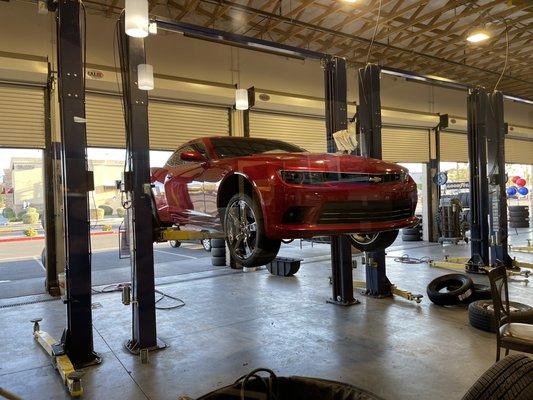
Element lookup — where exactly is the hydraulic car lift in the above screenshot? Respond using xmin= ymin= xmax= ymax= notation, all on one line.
xmin=429 ymin=87 xmax=532 ymax=277
xmin=353 ymin=64 xmax=422 ymax=304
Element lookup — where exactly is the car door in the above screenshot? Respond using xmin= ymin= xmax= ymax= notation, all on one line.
xmin=164 ymin=142 xmax=209 ymax=225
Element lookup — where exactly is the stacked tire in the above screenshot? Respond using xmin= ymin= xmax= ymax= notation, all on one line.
xmin=211 ymin=238 xmax=226 ymax=267
xmin=509 ymin=205 xmax=530 ymax=229
xmin=402 ymin=220 xmax=423 ymax=242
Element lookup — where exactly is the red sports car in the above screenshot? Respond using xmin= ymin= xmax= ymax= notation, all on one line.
xmin=151 ymin=137 xmax=418 ymax=267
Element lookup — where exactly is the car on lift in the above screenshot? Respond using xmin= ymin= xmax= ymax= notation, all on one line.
xmin=151 ymin=137 xmax=418 ymax=267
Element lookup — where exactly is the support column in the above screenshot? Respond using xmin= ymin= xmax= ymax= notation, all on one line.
xmin=118 ymin=16 xmax=165 ymax=353
xmin=56 ymin=0 xmax=99 ymax=366
xmin=466 ymin=88 xmax=490 ymax=272
xmin=324 ymin=56 xmax=356 ymax=306
xmin=358 ymin=63 xmax=392 ymax=298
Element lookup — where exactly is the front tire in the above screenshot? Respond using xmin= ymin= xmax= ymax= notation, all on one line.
xmin=348 ymin=230 xmax=399 ymax=252
xmin=224 ymin=193 xmax=281 ymax=268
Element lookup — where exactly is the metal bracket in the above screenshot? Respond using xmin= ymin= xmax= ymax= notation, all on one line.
xmin=353 ymin=280 xmax=423 ymax=303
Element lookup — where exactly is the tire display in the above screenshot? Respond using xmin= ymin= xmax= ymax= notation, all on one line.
xmin=348 ymin=230 xmax=399 ymax=252
xmin=211 ymin=238 xmax=226 ymax=267
xmin=468 ymin=300 xmax=533 ymax=333
xmin=508 ymin=205 xmax=530 ymax=229
xmin=461 ymin=354 xmax=533 ymax=400
xmin=426 ymin=274 xmax=474 ymax=306
xmin=211 ymin=247 xmax=225 ymax=257
xmin=224 ymin=193 xmax=281 ymax=268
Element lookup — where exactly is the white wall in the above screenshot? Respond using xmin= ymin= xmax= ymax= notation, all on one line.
xmin=0 ymin=0 xmax=532 ymax=128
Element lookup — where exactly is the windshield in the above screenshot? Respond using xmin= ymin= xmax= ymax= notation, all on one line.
xmin=210 ymin=138 xmax=307 ymax=159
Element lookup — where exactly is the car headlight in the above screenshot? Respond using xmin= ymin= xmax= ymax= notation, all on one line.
xmin=399 ymin=169 xmax=409 ymax=183
xmin=280 ymin=170 xmax=327 ymax=184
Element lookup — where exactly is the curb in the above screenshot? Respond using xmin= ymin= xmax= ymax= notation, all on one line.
xmin=0 ymin=230 xmax=117 ymax=243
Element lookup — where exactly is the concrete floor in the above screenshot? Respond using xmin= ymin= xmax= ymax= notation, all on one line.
xmin=0 ymin=230 xmax=532 ymax=400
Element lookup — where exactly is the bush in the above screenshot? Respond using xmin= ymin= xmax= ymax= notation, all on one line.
xmin=101 ymin=224 xmax=113 ymax=232
xmin=2 ymin=207 xmax=15 ymax=219
xmin=98 ymin=205 xmax=114 ymax=216
xmin=17 ymin=210 xmax=27 ymax=219
xmin=24 ymin=228 xmax=38 ymax=237
xmin=116 ymin=207 xmax=125 ymax=218
xmin=26 ymin=207 xmax=37 ymax=214
xmin=90 ymin=208 xmax=105 ymax=220
xmin=23 ymin=211 xmax=40 ymax=224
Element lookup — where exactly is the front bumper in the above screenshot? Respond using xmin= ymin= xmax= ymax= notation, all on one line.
xmin=258 ymin=176 xmax=419 ymax=240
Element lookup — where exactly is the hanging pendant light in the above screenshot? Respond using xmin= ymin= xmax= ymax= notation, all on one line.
xmin=466 ymin=27 xmax=491 ymax=43
xmin=138 ymin=64 xmax=154 ymax=90
xmin=235 ymin=88 xmax=249 ymax=110
xmin=125 ymin=0 xmax=149 ymax=38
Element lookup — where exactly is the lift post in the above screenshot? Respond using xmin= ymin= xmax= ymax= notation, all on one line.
xmin=56 ymin=0 xmax=99 ymax=367
xmin=357 ymin=64 xmax=392 ymax=297
xmin=118 ymin=15 xmax=166 ymax=354
xmin=323 ymin=56 xmax=357 ymax=306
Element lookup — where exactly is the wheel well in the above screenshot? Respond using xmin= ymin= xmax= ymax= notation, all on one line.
xmin=217 ymin=174 xmax=255 ymax=209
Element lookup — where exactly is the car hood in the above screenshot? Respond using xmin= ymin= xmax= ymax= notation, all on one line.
xmin=244 ymin=152 xmax=406 ymax=174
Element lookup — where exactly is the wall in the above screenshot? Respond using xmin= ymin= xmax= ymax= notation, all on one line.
xmin=0 ymin=0 xmax=532 ymax=128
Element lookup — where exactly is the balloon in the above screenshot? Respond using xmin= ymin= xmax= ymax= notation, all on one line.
xmin=506 ymin=186 xmax=518 ymax=196
xmin=516 ymin=178 xmax=526 ymax=187
xmin=511 ymin=176 xmax=521 ymax=184
xmin=518 ymin=187 xmax=529 ymax=196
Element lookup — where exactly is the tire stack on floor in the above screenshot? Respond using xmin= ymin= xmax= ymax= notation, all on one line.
xmin=211 ymin=238 xmax=226 ymax=266
xmin=469 ymin=300 xmax=533 ymax=333
xmin=401 ymin=220 xmax=422 ymax=242
xmin=509 ymin=205 xmax=530 ymax=229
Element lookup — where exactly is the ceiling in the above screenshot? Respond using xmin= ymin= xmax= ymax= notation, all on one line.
xmin=93 ymin=0 xmax=533 ymax=100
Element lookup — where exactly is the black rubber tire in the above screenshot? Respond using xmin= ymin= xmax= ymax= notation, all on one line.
xmin=508 ymin=205 xmax=528 ymax=212
xmin=470 ymin=283 xmax=492 ymax=302
xmin=461 ymin=354 xmax=533 ymax=400
xmin=211 ymin=255 xmax=226 ymax=267
xmin=169 ymin=240 xmax=181 ymax=248
xmin=509 ymin=216 xmax=529 ymax=222
xmin=348 ymin=230 xmax=399 ymax=252
xmin=211 ymin=238 xmax=225 ymax=248
xmin=402 ymin=227 xmax=422 ymax=235
xmin=509 ymin=211 xmax=529 ymax=217
xmin=509 ymin=221 xmax=530 ymax=228
xmin=224 ymin=193 xmax=281 ymax=268
xmin=211 ymin=247 xmax=225 ymax=257
xmin=427 ymin=274 xmax=474 ymax=306
xmin=41 ymin=248 xmax=46 ymax=267
xmin=468 ymin=300 xmax=533 ymax=333
xmin=402 ymin=233 xmax=422 ymax=242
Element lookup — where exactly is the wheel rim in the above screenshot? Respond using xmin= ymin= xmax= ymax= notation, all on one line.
xmin=202 ymin=238 xmax=211 ymax=251
xmin=226 ymin=199 xmax=258 ymax=260
xmin=349 ymin=233 xmax=379 ymax=245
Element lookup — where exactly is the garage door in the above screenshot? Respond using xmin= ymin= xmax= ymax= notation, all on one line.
xmin=506 ymin=138 xmax=533 ymax=164
xmin=0 ymin=84 xmax=45 ymax=148
xmin=440 ymin=132 xmax=468 ymax=162
xmin=85 ymin=93 xmax=230 ymax=150
xmin=249 ymin=111 xmax=327 ymax=153
xmin=382 ymin=128 xmax=430 ymax=163
xmin=149 ymin=100 xmax=230 ymax=151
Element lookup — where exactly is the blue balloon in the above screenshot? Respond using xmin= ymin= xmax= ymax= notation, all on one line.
xmin=507 ymin=186 xmax=518 ymax=196
xmin=518 ymin=187 xmax=529 ymax=196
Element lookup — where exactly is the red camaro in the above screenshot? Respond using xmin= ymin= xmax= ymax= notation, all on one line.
xmin=151 ymin=137 xmax=418 ymax=267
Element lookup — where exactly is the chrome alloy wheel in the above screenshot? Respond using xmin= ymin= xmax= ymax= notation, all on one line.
xmin=349 ymin=233 xmax=379 ymax=245
xmin=226 ymin=199 xmax=258 ymax=260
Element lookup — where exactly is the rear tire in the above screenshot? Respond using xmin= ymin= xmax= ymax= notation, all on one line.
xmin=348 ymin=230 xmax=399 ymax=252
xmin=169 ymin=240 xmax=181 ymax=248
xmin=224 ymin=193 xmax=281 ymax=268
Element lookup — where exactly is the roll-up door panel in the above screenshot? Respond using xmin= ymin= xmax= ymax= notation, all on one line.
xmin=249 ymin=111 xmax=326 ymax=153
xmin=0 ymin=85 xmax=45 ymax=148
xmin=86 ymin=94 xmax=125 ymax=148
xmin=506 ymin=139 xmax=533 ymax=164
xmin=149 ymin=101 xmax=229 ymax=151
xmin=440 ymin=132 xmax=468 ymax=162
xmin=382 ymin=128 xmax=429 ymax=163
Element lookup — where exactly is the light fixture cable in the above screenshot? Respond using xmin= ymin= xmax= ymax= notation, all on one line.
xmin=366 ymin=0 xmax=382 ymax=64
xmin=493 ymin=21 xmax=509 ymax=92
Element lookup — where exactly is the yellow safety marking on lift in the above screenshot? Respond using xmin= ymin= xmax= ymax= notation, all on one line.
xmin=156 ymin=228 xmax=225 ymax=242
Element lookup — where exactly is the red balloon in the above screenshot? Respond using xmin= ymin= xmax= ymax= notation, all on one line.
xmin=511 ymin=175 xmax=521 ymax=184
xmin=516 ymin=178 xmax=526 ymax=187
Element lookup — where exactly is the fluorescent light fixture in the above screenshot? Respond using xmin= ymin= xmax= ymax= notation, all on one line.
xmin=342 ymin=0 xmax=358 ymax=3
xmin=137 ymin=64 xmax=154 ymax=90
xmin=247 ymin=42 xmax=300 ymax=57
xmin=125 ymin=0 xmax=149 ymax=38
xmin=148 ymin=22 xmax=158 ymax=35
xmin=235 ymin=88 xmax=249 ymax=110
xmin=466 ymin=29 xmax=490 ymax=43
xmin=503 ymin=95 xmax=533 ymax=105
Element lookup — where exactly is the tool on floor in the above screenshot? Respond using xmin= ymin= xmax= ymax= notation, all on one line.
xmin=30 ymin=318 xmax=84 ymax=397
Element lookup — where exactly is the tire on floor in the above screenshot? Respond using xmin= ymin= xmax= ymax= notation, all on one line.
xmin=426 ymin=274 xmax=474 ymax=306
xmin=468 ymin=300 xmax=533 ymax=333
xmin=461 ymin=354 xmax=533 ymax=400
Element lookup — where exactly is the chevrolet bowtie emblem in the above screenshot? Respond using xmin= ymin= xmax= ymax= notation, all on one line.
xmin=368 ymin=176 xmax=382 ymax=183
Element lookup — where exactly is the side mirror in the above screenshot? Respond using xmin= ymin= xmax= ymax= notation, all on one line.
xmin=180 ymin=151 xmax=206 ymax=162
